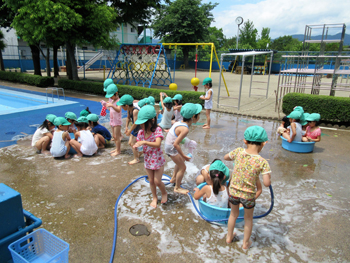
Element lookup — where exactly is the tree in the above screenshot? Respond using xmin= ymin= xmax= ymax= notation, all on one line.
xmin=239 ymin=20 xmax=258 ymax=49
xmin=270 ymin=35 xmax=302 ymax=51
xmin=152 ymin=0 xmax=217 ymax=68
xmin=0 ymin=30 xmax=6 ymax=71
xmin=0 ymin=2 xmax=15 ymax=71
xmin=256 ymin=27 xmax=271 ymax=49
xmin=208 ymin=27 xmax=225 ymax=50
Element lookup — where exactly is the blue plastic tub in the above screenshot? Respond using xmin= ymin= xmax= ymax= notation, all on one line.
xmin=197 ymin=183 xmax=244 ymax=224
xmin=280 ymin=136 xmax=315 ymax=153
xmin=9 ymin=228 xmax=69 ymax=263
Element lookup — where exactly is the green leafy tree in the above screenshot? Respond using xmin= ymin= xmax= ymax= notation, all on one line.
xmin=239 ymin=20 xmax=258 ymax=49
xmin=222 ymin=36 xmax=237 ymax=50
xmin=256 ymin=27 xmax=271 ymax=49
xmin=152 ymin=0 xmax=218 ymax=68
xmin=270 ymin=35 xmax=302 ymax=51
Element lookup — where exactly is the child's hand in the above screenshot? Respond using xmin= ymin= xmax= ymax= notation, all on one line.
xmin=125 ymin=130 xmax=131 ymax=136
xmin=183 ymin=155 xmax=191 ymax=162
xmin=133 ymin=141 xmax=144 ymax=148
xmin=106 ymin=103 xmax=113 ymax=107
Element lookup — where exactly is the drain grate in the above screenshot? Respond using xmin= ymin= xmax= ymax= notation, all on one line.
xmin=129 ymin=224 xmax=150 ymax=236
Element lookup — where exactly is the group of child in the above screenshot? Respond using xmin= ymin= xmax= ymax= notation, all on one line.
xmin=277 ymin=106 xmax=322 ymax=143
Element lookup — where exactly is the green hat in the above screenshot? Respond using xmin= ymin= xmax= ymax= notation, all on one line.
xmin=148 ymin=96 xmax=155 ymax=106
xmin=104 ymin=78 xmax=114 ymax=91
xmin=87 ymin=113 xmax=99 ymax=122
xmin=300 ymin=113 xmax=310 ymax=126
xmin=80 ymin=109 xmax=90 ymax=117
xmin=244 ymin=126 xmax=268 ymax=142
xmin=172 ymin=94 xmax=183 ymax=101
xmin=135 ymin=105 xmax=156 ymax=125
xmin=65 ymin=112 xmax=77 ymax=121
xmin=138 ymin=98 xmax=150 ymax=108
xmin=163 ymin=97 xmax=173 ymax=104
xmin=202 ymin=77 xmax=212 ymax=85
xmin=117 ymin=94 xmax=134 ymax=106
xmin=287 ymin=110 xmax=302 ymax=120
xmin=105 ymin=84 xmax=118 ymax=98
xmin=77 ymin=116 xmax=89 ymax=123
xmin=293 ymin=106 xmax=304 ymax=113
xmin=180 ymin=103 xmax=202 ymax=119
xmin=306 ymin=113 xmax=321 ymax=122
xmin=54 ymin=117 xmax=71 ymax=126
xmin=46 ymin=114 xmax=56 ymax=123
xmin=209 ymin=160 xmax=230 ymax=177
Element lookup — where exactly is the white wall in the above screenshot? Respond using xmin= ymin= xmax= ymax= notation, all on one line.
xmin=1 ymin=28 xmax=19 ymax=59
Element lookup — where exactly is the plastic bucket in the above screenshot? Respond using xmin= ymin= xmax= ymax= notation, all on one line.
xmin=197 ymin=183 xmax=244 ymax=224
xmin=281 ymin=136 xmax=315 ymax=153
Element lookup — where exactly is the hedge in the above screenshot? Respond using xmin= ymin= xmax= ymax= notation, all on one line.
xmin=283 ymin=93 xmax=350 ymax=123
xmin=0 ymin=71 xmax=54 ymax=87
xmin=58 ymin=79 xmax=205 ymax=105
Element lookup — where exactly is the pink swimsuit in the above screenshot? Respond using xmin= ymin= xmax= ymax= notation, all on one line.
xmin=109 ymin=98 xmax=122 ymax=127
xmin=306 ymin=126 xmax=321 ymax=139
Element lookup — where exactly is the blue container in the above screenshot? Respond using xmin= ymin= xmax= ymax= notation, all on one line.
xmin=9 ymin=229 xmax=69 ymax=263
xmin=197 ymin=183 xmax=244 ymax=224
xmin=281 ymin=136 xmax=315 ymax=153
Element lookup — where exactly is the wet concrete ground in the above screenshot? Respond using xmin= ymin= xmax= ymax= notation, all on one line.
xmin=1 ymin=112 xmax=350 ymax=262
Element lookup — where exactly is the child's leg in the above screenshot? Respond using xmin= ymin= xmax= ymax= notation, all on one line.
xmin=70 ymin=139 xmax=83 ymax=157
xmin=146 ymin=169 xmax=158 ymax=208
xmin=242 ymin=207 xmax=254 ymax=249
xmin=110 ymin=127 xmax=117 ymax=153
xmin=111 ymin=126 xmax=121 ymax=156
xmin=226 ymin=202 xmax=240 ymax=243
xmin=170 ymin=154 xmax=188 ymax=194
xmin=94 ymin=134 xmax=105 ymax=149
xmin=64 ymin=140 xmax=71 ymax=159
xmin=128 ymin=135 xmax=140 ymax=165
xmin=282 ymin=132 xmax=290 ymax=140
xmin=35 ymin=136 xmax=50 ymax=154
xmin=170 ymin=163 xmax=179 ymax=184
xmin=203 ymin=109 xmax=211 ymax=129
xmin=154 ymin=166 xmax=167 ymax=204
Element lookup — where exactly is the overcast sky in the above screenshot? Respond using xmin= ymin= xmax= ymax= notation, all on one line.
xmin=208 ymin=0 xmax=350 ymax=39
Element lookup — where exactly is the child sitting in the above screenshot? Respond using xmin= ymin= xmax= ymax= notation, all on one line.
xmin=302 ymin=113 xmax=322 ymax=142
xmin=87 ymin=114 xmax=112 ymax=149
xmin=301 ymin=113 xmax=310 ymax=136
xmin=50 ymin=117 xmax=71 ymax=158
xmin=282 ymin=110 xmax=303 ymax=142
xmin=158 ymin=96 xmax=174 ymax=130
xmin=69 ymin=117 xmax=98 ymax=157
xmin=65 ymin=112 xmax=77 ymax=133
xmin=31 ymin=114 xmax=56 ymax=154
xmin=193 ymin=160 xmax=230 ymax=208
xmin=171 ymin=94 xmax=183 ymax=124
xmin=224 ymin=126 xmax=271 ymax=249
xmin=195 ymin=159 xmax=230 ymax=186
xmin=276 ymin=116 xmax=290 ymax=135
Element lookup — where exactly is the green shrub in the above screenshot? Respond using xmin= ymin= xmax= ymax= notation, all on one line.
xmin=58 ymin=79 xmax=205 ymax=105
xmin=0 ymin=71 xmax=54 ymax=87
xmin=283 ymin=93 xmax=350 ymax=123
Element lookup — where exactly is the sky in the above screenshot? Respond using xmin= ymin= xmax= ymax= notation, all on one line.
xmin=207 ymin=0 xmax=350 ymax=39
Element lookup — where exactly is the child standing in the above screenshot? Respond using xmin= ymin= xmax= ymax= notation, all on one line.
xmin=31 ymin=114 xmax=56 ymax=154
xmin=164 ymin=103 xmax=202 ymax=194
xmin=282 ymin=111 xmax=303 ymax=143
xmin=195 ymin=159 xmax=230 ymax=186
xmin=117 ymin=94 xmax=141 ymax=164
xmin=69 ymin=117 xmax=98 ymax=157
xmin=87 ymin=113 xmax=112 ymax=149
xmin=105 ymin=84 xmax=122 ymax=156
xmin=224 ymin=126 xmax=271 ymax=249
xmin=133 ymin=105 xmax=167 ymax=208
xmin=193 ymin=160 xmax=230 ymax=208
xmin=302 ymin=113 xmax=322 ymax=142
xmin=171 ymin=94 xmax=183 ymax=124
xmin=50 ymin=117 xmax=71 ymax=158
xmin=199 ymin=77 xmax=213 ymax=129
xmin=158 ymin=95 xmax=174 ymax=130
xmin=65 ymin=112 xmax=77 ymax=133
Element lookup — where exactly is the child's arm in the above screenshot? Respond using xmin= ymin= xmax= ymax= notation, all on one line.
xmin=255 ymin=178 xmax=262 ymax=200
xmin=200 ymin=90 xmax=212 ymax=100
xmin=307 ymin=135 xmax=321 ymax=142
xmin=173 ymin=126 xmax=190 ymax=161
xmin=288 ymin=123 xmax=297 ymax=143
xmin=43 ymin=131 xmax=53 ymax=140
xmin=173 ymin=105 xmax=182 ymax=111
xmin=193 ymin=185 xmax=211 ymax=200
xmin=126 ymin=110 xmax=138 ymax=136
xmin=134 ymin=137 xmax=162 ymax=148
xmin=63 ymin=131 xmax=71 ymax=141
xmin=106 ymin=102 xmax=121 ymax=113
xmin=159 ymin=93 xmax=165 ymax=109
xmin=262 ymin=173 xmax=271 ymax=187
xmin=74 ymin=131 xmax=80 ymax=140
xmin=125 ymin=111 xmax=131 ymax=133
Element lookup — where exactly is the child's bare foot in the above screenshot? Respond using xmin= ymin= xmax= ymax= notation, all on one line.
xmin=74 ymin=154 xmax=83 ymax=157
xmin=111 ymin=138 xmax=115 ymax=141
xmin=64 ymin=155 xmax=71 ymax=159
xmin=242 ymin=239 xmax=252 ymax=250
xmin=203 ymin=125 xmax=210 ymax=129
xmin=110 ymin=149 xmax=116 ymax=153
xmin=150 ymin=197 xmax=158 ymax=208
xmin=110 ymin=151 xmax=121 ymax=157
xmin=128 ymin=159 xmax=140 ymax=165
xmin=174 ymin=187 xmax=189 ymax=195
xmin=161 ymin=193 xmax=168 ymax=204
xmin=226 ymin=232 xmax=237 ymax=244
xmin=42 ymin=150 xmax=50 ymax=155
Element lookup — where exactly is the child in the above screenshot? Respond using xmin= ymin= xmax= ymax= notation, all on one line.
xmin=117 ymin=94 xmax=141 ymax=164
xmin=104 ymin=84 xmax=122 ymax=156
xmin=199 ymin=77 xmax=213 ymax=129
xmin=276 ymin=116 xmax=290 ymax=135
xmin=171 ymin=94 xmax=183 ymax=124
xmin=164 ymin=103 xmax=202 ymax=194
xmin=193 ymin=160 xmax=230 ymax=208
xmin=282 ymin=110 xmax=303 ymax=143
xmin=65 ymin=112 xmax=77 ymax=133
xmin=148 ymin=96 xmax=155 ymax=106
xmin=80 ymin=107 xmax=91 ymax=117
xmin=133 ymin=105 xmax=167 ymax=208
xmin=69 ymin=116 xmax=98 ymax=157
xmin=87 ymin=113 xmax=112 ymax=149
xmin=195 ymin=159 xmax=230 ymax=186
xmin=158 ymin=96 xmax=174 ymax=130
xmin=138 ymin=98 xmax=150 ymax=108
xmin=224 ymin=126 xmax=271 ymax=249
xmin=31 ymin=114 xmax=56 ymax=154
xmin=302 ymin=113 xmax=322 ymax=142
xmin=50 ymin=117 xmax=71 ymax=158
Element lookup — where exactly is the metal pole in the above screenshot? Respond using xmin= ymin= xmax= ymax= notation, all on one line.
xmin=217 ymin=54 xmax=223 ymax=109
xmin=238 ymin=55 xmax=245 ymax=111
xmin=249 ymin=55 xmax=255 ymax=97
xmin=83 ymin=63 xmax=85 ymax=80
xmin=266 ymin=52 xmax=273 ymax=98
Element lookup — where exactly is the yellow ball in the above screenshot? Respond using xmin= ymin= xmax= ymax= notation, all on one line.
xmin=169 ymin=83 xmax=178 ymax=91
xmin=191 ymin=77 xmax=200 ymax=86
